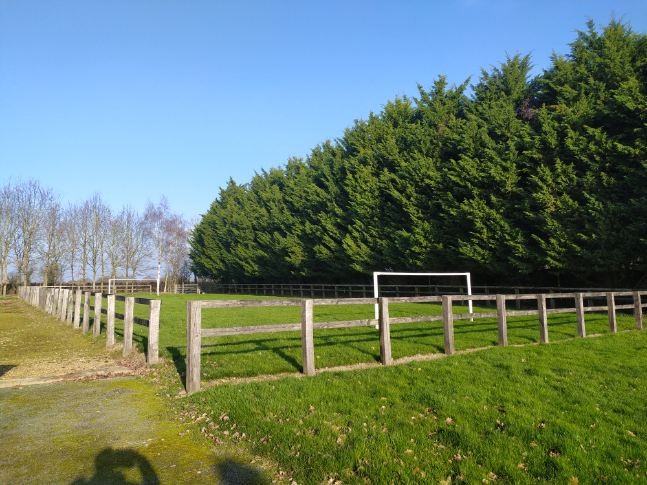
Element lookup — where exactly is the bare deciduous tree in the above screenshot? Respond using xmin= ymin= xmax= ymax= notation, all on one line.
xmin=119 ymin=206 xmax=149 ymax=279
xmin=12 ymin=180 xmax=53 ymax=285
xmin=143 ymin=197 xmax=170 ymax=295
xmin=40 ymin=199 xmax=66 ymax=285
xmin=0 ymin=184 xmax=17 ymax=295
xmin=0 ymin=180 xmax=190 ymax=292
xmin=106 ymin=213 xmax=123 ymax=281
xmin=78 ymin=201 xmax=92 ymax=284
xmin=62 ymin=204 xmax=82 ymax=282
xmin=87 ymin=194 xmax=110 ymax=290
xmin=163 ymin=214 xmax=190 ymax=290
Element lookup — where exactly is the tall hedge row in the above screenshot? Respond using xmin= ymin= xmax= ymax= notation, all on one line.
xmin=191 ymin=21 xmax=647 ymax=287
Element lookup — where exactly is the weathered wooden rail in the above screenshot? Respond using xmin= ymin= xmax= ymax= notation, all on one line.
xmin=198 ymin=281 xmax=635 ymax=300
xmin=173 ymin=283 xmax=200 ymax=294
xmin=184 ymin=291 xmax=646 ymax=394
xmin=18 ymin=286 xmax=161 ymax=365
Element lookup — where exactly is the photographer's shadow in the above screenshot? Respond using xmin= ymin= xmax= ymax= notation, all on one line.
xmin=71 ymin=447 xmax=159 ymax=485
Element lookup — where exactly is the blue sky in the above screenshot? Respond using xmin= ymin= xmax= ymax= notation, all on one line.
xmin=1 ymin=1 xmax=645 ymax=221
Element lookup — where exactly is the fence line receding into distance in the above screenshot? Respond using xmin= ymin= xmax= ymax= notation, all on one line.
xmin=184 ymin=290 xmax=646 ymax=394
xmin=18 ymin=286 xmax=161 ymax=365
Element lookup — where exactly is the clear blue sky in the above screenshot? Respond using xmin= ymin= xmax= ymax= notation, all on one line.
xmin=1 ymin=1 xmax=645 ymax=221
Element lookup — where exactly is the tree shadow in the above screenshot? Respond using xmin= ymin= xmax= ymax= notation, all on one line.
xmin=214 ymin=458 xmax=269 ymax=485
xmin=70 ymin=447 xmax=159 ymax=484
xmin=0 ymin=364 xmax=16 ymax=377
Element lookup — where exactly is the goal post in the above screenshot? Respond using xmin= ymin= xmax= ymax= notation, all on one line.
xmin=372 ymin=271 xmax=473 ymax=319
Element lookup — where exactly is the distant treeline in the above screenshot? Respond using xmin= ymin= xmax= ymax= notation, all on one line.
xmin=190 ymin=21 xmax=647 ymax=287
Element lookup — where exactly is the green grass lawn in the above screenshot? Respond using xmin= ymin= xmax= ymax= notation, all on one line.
xmin=184 ymin=331 xmax=647 ymax=484
xmin=83 ymin=293 xmax=637 ymax=381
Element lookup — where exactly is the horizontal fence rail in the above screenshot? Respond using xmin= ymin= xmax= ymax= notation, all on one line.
xmin=197 ymin=281 xmax=638 ymax=300
xmin=25 ymin=283 xmax=154 ymax=294
xmin=173 ymin=283 xmax=200 ymax=294
xmin=184 ymin=290 xmax=647 ymax=394
xmin=18 ymin=286 xmax=161 ymax=366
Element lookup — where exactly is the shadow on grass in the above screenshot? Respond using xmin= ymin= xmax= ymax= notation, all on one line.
xmin=166 ymin=314 xmax=610 ymax=385
xmin=167 ymin=346 xmax=186 ymax=382
xmin=114 ymin=328 xmax=149 ymax=360
xmin=215 ymin=458 xmax=269 ymax=485
xmin=71 ymin=447 xmax=159 ymax=484
xmin=0 ymin=364 xmax=16 ymax=377
xmin=166 ymin=337 xmax=304 ymax=386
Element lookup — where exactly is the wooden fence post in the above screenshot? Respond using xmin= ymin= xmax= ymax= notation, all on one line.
xmin=442 ymin=295 xmax=455 ymax=355
xmin=147 ymin=300 xmax=161 ymax=365
xmin=537 ymin=294 xmax=549 ymax=343
xmin=123 ymin=297 xmax=134 ymax=356
xmin=93 ymin=293 xmax=102 ymax=337
xmin=73 ymin=289 xmax=82 ymax=329
xmin=53 ymin=289 xmax=59 ymax=316
xmin=65 ymin=289 xmax=70 ymax=319
xmin=61 ymin=289 xmax=70 ymax=321
xmin=82 ymin=292 xmax=90 ymax=334
xmin=607 ymin=292 xmax=617 ymax=334
xmin=61 ymin=289 xmax=67 ymax=321
xmin=574 ymin=292 xmax=586 ymax=337
xmin=496 ymin=294 xmax=508 ymax=346
xmin=301 ymin=299 xmax=315 ymax=375
xmin=59 ymin=289 xmax=66 ymax=320
xmin=634 ymin=291 xmax=643 ymax=330
xmin=106 ymin=294 xmax=116 ymax=347
xmin=378 ymin=297 xmax=392 ymax=364
xmin=57 ymin=289 xmax=67 ymax=322
xmin=186 ymin=300 xmax=202 ymax=394
xmin=45 ymin=289 xmax=50 ymax=313
xmin=66 ymin=290 xmax=74 ymax=323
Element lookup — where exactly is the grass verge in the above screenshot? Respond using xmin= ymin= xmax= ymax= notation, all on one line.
xmin=184 ymin=330 xmax=647 ymax=483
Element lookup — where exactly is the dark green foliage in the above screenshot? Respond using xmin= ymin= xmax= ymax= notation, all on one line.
xmin=190 ymin=21 xmax=647 ymax=286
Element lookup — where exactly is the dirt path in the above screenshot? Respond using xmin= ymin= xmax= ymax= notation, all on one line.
xmin=0 ymin=296 xmax=268 ymax=484
xmin=0 ymin=296 xmax=142 ymax=385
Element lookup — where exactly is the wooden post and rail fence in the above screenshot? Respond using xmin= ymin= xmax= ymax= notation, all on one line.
xmin=18 ymin=286 xmax=161 ymax=365
xmin=185 ymin=290 xmax=646 ymax=394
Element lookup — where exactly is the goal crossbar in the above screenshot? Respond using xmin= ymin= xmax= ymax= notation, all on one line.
xmin=373 ymin=271 xmax=473 ymax=319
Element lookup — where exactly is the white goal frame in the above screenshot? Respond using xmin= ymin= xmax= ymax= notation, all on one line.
xmin=372 ymin=271 xmax=473 ymax=320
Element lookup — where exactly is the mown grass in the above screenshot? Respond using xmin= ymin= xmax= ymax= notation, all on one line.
xmin=84 ymin=293 xmax=637 ymax=381
xmin=187 ymin=331 xmax=647 ymax=483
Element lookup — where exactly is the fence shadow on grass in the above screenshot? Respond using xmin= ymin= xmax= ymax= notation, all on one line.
xmin=0 ymin=364 xmax=16 ymax=378
xmin=70 ymin=447 xmax=159 ymax=485
xmin=166 ymin=323 xmax=480 ymax=384
xmin=169 ymin=313 xmax=617 ymax=385
xmin=167 ymin=346 xmax=187 ymax=382
xmin=114 ymin=328 xmax=149 ymax=360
